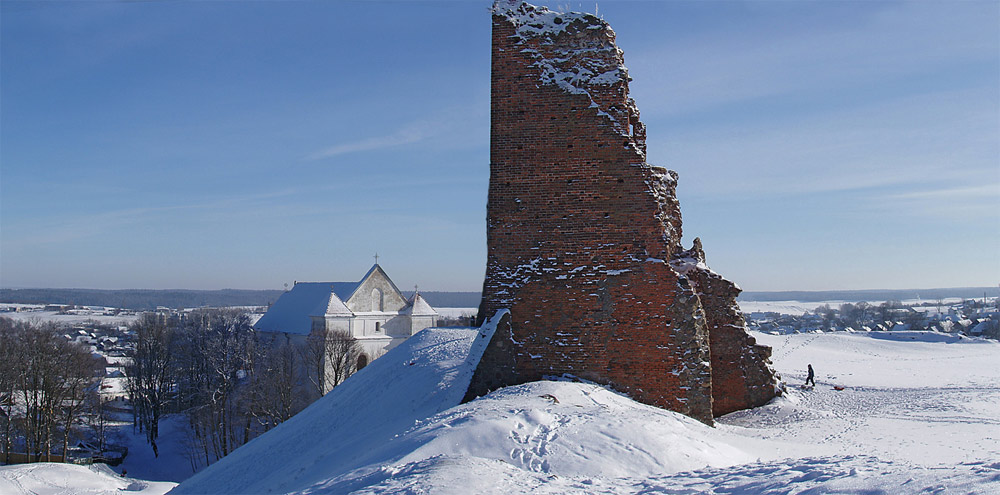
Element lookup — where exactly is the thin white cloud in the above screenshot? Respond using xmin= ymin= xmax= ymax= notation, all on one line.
xmin=888 ymin=184 xmax=1000 ymax=202
xmin=302 ymin=102 xmax=488 ymax=161
xmin=627 ymin=1 xmax=997 ymax=118
xmin=651 ymin=86 xmax=998 ymax=199
xmin=1 ymin=188 xmax=304 ymax=248
xmin=304 ymin=126 xmax=427 ymax=160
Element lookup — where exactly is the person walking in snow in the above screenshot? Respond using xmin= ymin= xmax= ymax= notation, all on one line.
xmin=805 ymin=364 xmax=815 ymax=387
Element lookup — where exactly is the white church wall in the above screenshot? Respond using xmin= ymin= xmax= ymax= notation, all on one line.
xmin=345 ymin=268 xmax=407 ymax=313
xmin=324 ymin=316 xmax=351 ymax=335
xmin=383 ymin=314 xmax=410 ymax=337
xmin=357 ymin=336 xmax=393 ymax=360
xmin=409 ymin=315 xmax=437 ymax=335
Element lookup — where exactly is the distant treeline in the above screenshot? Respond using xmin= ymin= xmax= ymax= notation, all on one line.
xmin=739 ymin=287 xmax=999 ymax=303
xmin=401 ymin=292 xmax=480 ymax=308
xmin=0 ymin=288 xmax=285 ymax=311
xmin=0 ymin=288 xmax=483 ymax=310
xmin=3 ymin=287 xmax=995 ymax=311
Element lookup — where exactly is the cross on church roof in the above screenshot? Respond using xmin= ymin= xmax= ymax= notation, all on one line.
xmin=374 ymin=252 xmax=379 ymax=265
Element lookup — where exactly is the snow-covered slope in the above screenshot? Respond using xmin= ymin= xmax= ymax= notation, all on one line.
xmin=169 ymin=312 xmax=506 ymax=494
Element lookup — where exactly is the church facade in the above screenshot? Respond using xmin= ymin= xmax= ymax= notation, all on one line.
xmin=254 ymin=264 xmax=438 ymax=391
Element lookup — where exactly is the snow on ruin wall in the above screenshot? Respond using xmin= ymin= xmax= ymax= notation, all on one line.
xmin=465 ymin=1 xmax=777 ymax=424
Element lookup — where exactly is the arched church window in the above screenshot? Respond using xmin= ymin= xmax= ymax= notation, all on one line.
xmin=375 ymin=322 xmax=381 ymax=333
xmin=371 ymin=288 xmax=383 ymax=312
xmin=357 ymin=353 xmax=368 ymax=370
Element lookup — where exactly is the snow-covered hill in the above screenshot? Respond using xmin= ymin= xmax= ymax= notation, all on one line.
xmin=4 ymin=317 xmax=999 ymax=494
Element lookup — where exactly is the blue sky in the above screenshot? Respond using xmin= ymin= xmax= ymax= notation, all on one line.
xmin=1 ymin=1 xmax=997 ymax=293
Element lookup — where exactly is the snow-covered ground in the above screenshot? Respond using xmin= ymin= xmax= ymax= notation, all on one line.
xmin=736 ymin=297 xmax=970 ymax=316
xmin=0 ymin=463 xmax=175 ymax=495
xmin=112 ymin=415 xmax=195 ymax=483
xmin=3 ymin=316 xmax=998 ymax=494
xmin=737 ymin=300 xmax=838 ymax=315
xmin=0 ymin=307 xmax=139 ymax=326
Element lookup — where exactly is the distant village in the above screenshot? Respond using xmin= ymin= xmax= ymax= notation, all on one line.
xmin=746 ymin=297 xmax=1000 ymax=340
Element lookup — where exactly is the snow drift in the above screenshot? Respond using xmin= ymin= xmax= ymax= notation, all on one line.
xmin=0 ymin=462 xmax=175 ymax=495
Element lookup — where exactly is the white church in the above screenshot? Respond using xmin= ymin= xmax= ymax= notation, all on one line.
xmin=254 ymin=263 xmax=438 ymax=387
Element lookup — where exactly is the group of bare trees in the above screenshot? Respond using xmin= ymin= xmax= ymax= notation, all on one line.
xmin=0 ymin=309 xmax=365 ymax=469
xmin=124 ymin=308 xmax=362 ymax=471
xmin=0 ymin=317 xmax=103 ymax=463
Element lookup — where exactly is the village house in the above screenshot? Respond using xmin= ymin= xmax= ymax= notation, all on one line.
xmin=254 ymin=264 xmax=438 ymax=392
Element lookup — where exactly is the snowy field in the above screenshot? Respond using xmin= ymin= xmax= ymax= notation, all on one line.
xmin=737 ymin=300 xmax=837 ymax=316
xmin=0 ymin=306 xmax=139 ymax=327
xmin=736 ymin=298 xmax=969 ymax=316
xmin=3 ymin=319 xmax=998 ymax=493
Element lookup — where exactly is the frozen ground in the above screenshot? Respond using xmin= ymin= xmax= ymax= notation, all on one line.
xmin=3 ymin=320 xmax=998 ymax=494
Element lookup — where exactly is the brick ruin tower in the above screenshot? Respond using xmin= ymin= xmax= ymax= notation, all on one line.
xmin=465 ymin=1 xmax=779 ymax=424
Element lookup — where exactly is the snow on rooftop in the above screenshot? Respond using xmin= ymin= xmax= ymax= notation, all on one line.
xmin=323 ymin=290 xmax=352 ymax=316
xmin=253 ymin=282 xmax=360 ymax=335
xmin=406 ymin=292 xmax=438 ymax=316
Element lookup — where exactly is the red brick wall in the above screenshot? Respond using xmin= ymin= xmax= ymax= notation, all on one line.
xmin=466 ymin=3 xmax=776 ymax=424
xmin=467 ymin=8 xmax=713 ymax=424
xmin=675 ymin=239 xmax=780 ymax=416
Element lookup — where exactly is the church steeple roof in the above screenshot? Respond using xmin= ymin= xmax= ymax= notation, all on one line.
xmin=405 ymin=291 xmax=438 ymax=316
xmin=321 ymin=290 xmax=352 ymax=316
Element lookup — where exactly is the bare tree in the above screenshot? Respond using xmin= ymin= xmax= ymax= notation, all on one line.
xmin=304 ymin=330 xmax=361 ymax=395
xmin=125 ymin=312 xmax=177 ymax=457
xmin=7 ymin=321 xmax=98 ymax=461
xmin=19 ymin=323 xmax=67 ymax=461
xmin=246 ymin=341 xmax=304 ymax=431
xmin=59 ymin=344 xmax=101 ymax=460
xmin=0 ymin=317 xmax=24 ymax=463
xmin=301 ymin=333 xmax=327 ymax=399
xmin=84 ymin=389 xmax=110 ymax=453
xmin=176 ymin=309 xmax=259 ymax=467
